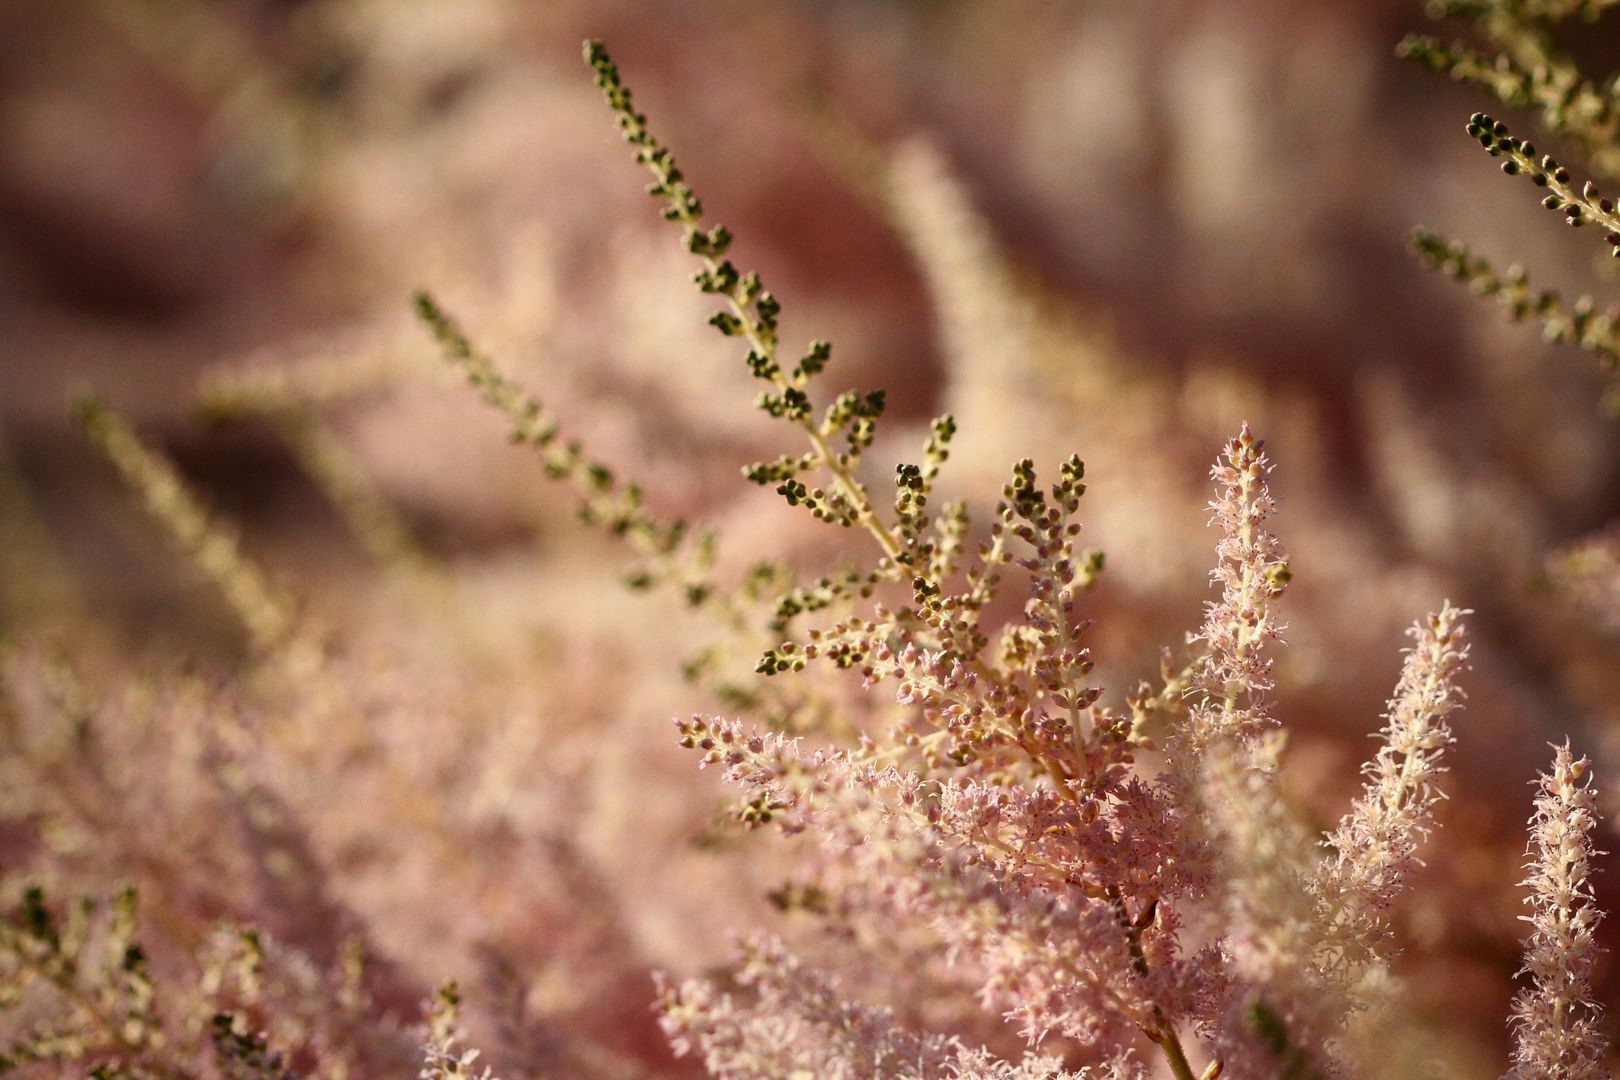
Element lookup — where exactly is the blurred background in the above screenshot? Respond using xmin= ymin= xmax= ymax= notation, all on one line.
xmin=5 ymin=0 xmax=1620 ymax=1074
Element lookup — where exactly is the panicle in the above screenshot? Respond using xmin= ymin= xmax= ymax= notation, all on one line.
xmin=1318 ymin=604 xmax=1471 ymax=966
xmin=1181 ymin=424 xmax=1290 ymax=767
xmin=1506 ymin=743 xmax=1609 ymax=1080
xmin=1163 ymin=426 xmax=1292 ymax=904
xmin=670 ymin=716 xmax=1186 ymax=1053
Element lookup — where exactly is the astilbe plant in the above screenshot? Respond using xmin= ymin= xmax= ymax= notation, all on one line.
xmin=26 ymin=19 xmax=1620 ymax=1079
xmin=397 ymin=38 xmax=1620 ymax=1079
xmin=1507 ymin=743 xmax=1607 ymax=1080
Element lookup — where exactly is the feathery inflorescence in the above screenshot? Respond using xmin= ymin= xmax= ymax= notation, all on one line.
xmin=1178 ymin=424 xmax=1290 ymax=771
xmin=1318 ymin=605 xmax=1471 ymax=969
xmin=1507 ymin=744 xmax=1609 ymax=1080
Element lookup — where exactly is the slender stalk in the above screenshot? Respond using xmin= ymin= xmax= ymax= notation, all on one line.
xmin=74 ymin=395 xmax=296 ymax=653
xmin=1151 ymin=1027 xmax=1199 ymax=1080
xmin=1108 ymin=885 xmax=1200 ymax=1080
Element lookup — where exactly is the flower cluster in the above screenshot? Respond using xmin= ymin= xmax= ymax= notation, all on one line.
xmin=547 ymin=37 xmax=1611 ymax=1080
xmin=1508 ymin=744 xmax=1607 ymax=1080
xmin=21 ymin=8 xmax=1620 ymax=1077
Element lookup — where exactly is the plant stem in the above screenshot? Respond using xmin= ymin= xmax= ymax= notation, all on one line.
xmin=1151 ymin=1026 xmax=1199 ymax=1080
xmin=1108 ymin=886 xmax=1199 ymax=1080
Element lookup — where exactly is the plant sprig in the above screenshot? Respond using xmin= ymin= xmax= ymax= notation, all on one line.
xmin=74 ymin=395 xmax=297 ymax=654
xmin=1399 ymin=35 xmax=1620 ymax=175
xmin=1410 ymin=228 xmax=1620 ymax=366
xmin=1465 ymin=112 xmax=1620 ymax=247
xmin=413 ymin=291 xmax=733 ymax=610
xmin=582 ymin=40 xmax=915 ymax=574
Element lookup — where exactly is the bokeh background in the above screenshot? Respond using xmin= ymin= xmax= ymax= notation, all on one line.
xmin=4 ymin=0 xmax=1620 ymax=1074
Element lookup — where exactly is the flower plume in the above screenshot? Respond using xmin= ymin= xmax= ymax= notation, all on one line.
xmin=1507 ymin=743 xmax=1609 ymax=1080
xmin=1318 ymin=604 xmax=1471 ymax=968
xmin=1177 ymin=423 xmax=1290 ymax=775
